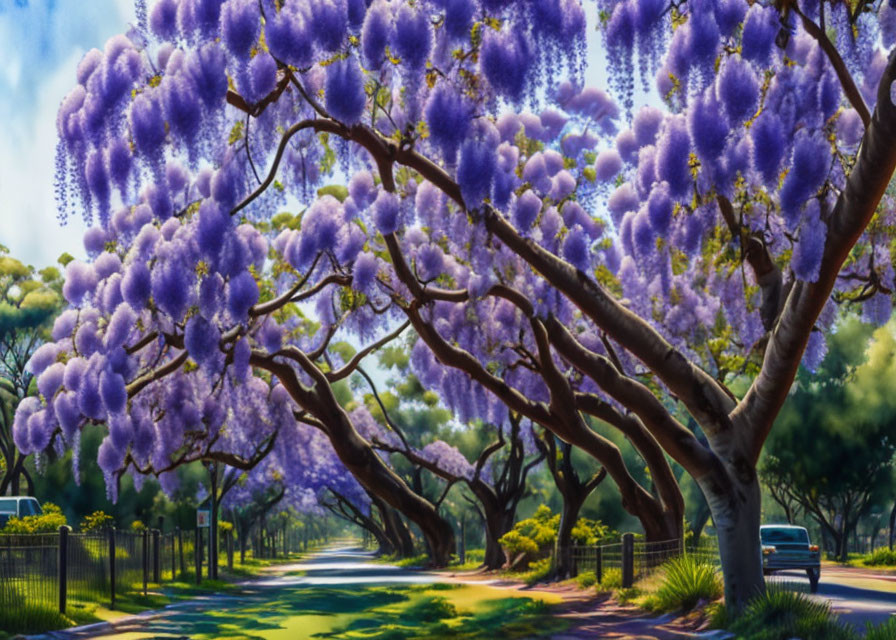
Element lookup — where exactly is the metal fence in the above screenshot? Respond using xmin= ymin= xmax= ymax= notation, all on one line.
xmin=563 ymin=533 xmax=721 ymax=587
xmin=0 ymin=526 xmax=221 ymax=618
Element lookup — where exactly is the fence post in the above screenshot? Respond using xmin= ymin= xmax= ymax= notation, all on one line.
xmin=58 ymin=525 xmax=70 ymax=614
xmin=595 ymin=546 xmax=603 ymax=584
xmin=171 ymin=534 xmax=176 ymax=580
xmin=142 ymin=529 xmax=149 ymax=595
xmin=195 ymin=527 xmax=202 ymax=584
xmin=152 ymin=529 xmax=161 ymax=583
xmin=177 ymin=527 xmax=185 ymax=579
xmin=109 ymin=527 xmax=116 ymax=610
xmin=570 ymin=543 xmax=578 ymax=578
xmin=621 ymin=533 xmax=634 ymax=588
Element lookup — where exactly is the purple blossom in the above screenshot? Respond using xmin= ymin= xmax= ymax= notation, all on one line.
xmin=361 ymin=1 xmax=392 ymax=70
xmin=655 ymin=116 xmax=691 ymax=200
xmin=717 ymin=56 xmax=759 ymax=125
xmin=393 ymin=4 xmax=432 ymax=69
xmin=221 ymin=0 xmax=259 ymax=59
xmin=594 ymin=149 xmax=623 ymax=182
xmin=325 ymin=56 xmax=366 ymax=125
xmin=458 ymin=138 xmax=497 ymax=207
xmin=425 ymin=82 xmax=473 ymax=162
xmin=227 ymin=271 xmax=259 ymax=321
xmin=372 ymin=190 xmax=401 ymax=235
xmin=480 ymin=28 xmax=532 ymax=103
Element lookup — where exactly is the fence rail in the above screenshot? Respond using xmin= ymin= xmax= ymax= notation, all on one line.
xmin=562 ymin=533 xmax=720 ymax=587
xmin=0 ymin=524 xmax=303 ymax=618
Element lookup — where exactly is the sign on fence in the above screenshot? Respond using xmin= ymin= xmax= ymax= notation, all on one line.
xmin=196 ymin=509 xmax=211 ymax=528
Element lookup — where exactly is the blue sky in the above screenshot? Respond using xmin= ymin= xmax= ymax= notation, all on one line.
xmin=0 ymin=0 xmax=135 ymax=269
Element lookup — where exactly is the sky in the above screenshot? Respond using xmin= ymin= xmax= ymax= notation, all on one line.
xmin=0 ymin=1 xmax=617 ymax=270
xmin=0 ymin=0 xmax=136 ymax=270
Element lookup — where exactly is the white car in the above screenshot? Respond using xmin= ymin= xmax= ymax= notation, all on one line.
xmin=0 ymin=496 xmax=42 ymax=528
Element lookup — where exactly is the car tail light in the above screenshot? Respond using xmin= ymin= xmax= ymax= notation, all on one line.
xmin=762 ymin=545 xmax=777 ymax=555
xmin=809 ymin=545 xmax=819 ymax=552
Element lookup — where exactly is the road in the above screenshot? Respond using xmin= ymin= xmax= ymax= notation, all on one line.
xmin=771 ymin=566 xmax=896 ymax=629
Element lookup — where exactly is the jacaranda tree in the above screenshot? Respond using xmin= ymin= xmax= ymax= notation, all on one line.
xmin=15 ymin=0 xmax=896 ymax=606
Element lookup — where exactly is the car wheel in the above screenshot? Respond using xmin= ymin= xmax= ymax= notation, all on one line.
xmin=807 ymin=568 xmax=820 ymax=593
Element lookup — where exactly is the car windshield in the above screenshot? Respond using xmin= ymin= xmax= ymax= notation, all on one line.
xmin=0 ymin=499 xmax=15 ymax=513
xmin=761 ymin=528 xmax=809 ymax=544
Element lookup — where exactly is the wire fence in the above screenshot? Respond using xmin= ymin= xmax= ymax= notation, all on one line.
xmin=561 ymin=534 xmax=721 ymax=587
xmin=0 ymin=524 xmax=303 ymax=623
xmin=0 ymin=533 xmax=58 ymax=611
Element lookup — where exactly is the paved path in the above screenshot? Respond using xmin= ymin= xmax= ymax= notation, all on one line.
xmin=29 ymin=546 xmax=697 ymax=640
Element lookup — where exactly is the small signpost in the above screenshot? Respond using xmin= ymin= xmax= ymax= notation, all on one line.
xmin=196 ymin=508 xmax=210 ymax=528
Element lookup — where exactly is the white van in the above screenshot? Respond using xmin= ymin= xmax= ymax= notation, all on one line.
xmin=0 ymin=496 xmax=42 ymax=527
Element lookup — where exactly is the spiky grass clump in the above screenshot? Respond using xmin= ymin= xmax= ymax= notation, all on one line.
xmin=649 ymin=555 xmax=722 ymax=612
xmin=866 ymin=617 xmax=896 ymax=640
xmin=726 ymin=586 xmax=853 ymax=640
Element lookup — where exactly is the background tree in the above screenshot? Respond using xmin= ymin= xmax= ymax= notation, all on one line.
xmin=0 ymin=247 xmax=64 ymax=495
xmin=762 ymin=318 xmax=896 ymax=560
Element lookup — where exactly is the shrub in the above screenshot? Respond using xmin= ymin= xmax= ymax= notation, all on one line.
xmin=80 ymin=510 xmax=113 ymax=532
xmin=576 ymin=570 xmax=597 ymax=589
xmin=2 ymin=502 xmax=67 ymax=533
xmin=130 ymin=520 xmax=146 ymax=532
xmin=599 ymin=568 xmax=623 ymax=590
xmin=865 ymin=548 xmax=896 ymax=566
xmin=651 ymin=555 xmax=722 ymax=612
xmin=726 ymin=586 xmax=853 ymax=640
xmin=499 ymin=530 xmax=539 ymax=558
xmin=522 ymin=557 xmax=552 ymax=586
xmin=571 ymin=518 xmax=608 ymax=546
xmin=499 ymin=506 xmax=609 ymax=569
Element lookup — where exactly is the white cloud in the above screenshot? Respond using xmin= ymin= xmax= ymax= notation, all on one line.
xmin=0 ymin=0 xmax=135 ymax=268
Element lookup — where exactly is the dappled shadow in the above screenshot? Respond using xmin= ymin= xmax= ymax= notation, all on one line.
xmin=45 ymin=547 xmax=567 ymax=640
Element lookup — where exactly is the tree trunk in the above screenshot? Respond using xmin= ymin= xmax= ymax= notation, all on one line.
xmin=209 ymin=467 xmax=219 ymax=580
xmin=482 ymin=510 xmax=515 ymax=570
xmin=376 ymin=498 xmax=414 ymax=557
xmin=554 ymin=494 xmax=586 ymax=579
xmin=469 ymin=482 xmax=516 ymax=570
xmin=698 ymin=463 xmax=765 ymax=610
xmin=888 ymin=502 xmax=896 ymax=550
xmin=261 ymin=357 xmax=456 ymax=566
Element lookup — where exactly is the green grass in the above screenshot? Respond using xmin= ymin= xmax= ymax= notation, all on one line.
xmin=0 ymin=549 xmax=308 ymax=636
xmin=575 ymin=570 xmax=598 ymax=589
xmin=0 ymin=600 xmax=73 ymax=638
xmin=502 ymin=556 xmax=553 ymax=586
xmin=861 ymin=548 xmax=896 ymax=566
xmin=86 ymin=581 xmax=568 ymax=639
xmin=598 ymin=567 xmax=623 ymax=590
xmin=865 ymin=617 xmax=896 ymax=640
xmin=452 ymin=549 xmax=486 ymax=570
xmin=717 ymin=586 xmax=853 ymax=640
xmin=708 ymin=590 xmax=896 ymax=640
xmin=644 ymin=555 xmax=723 ymax=612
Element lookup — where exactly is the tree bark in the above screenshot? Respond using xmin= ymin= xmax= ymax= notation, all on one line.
xmin=374 ymin=496 xmax=415 ymax=557
xmin=888 ymin=502 xmax=896 ymax=550
xmin=699 ymin=465 xmax=765 ymax=607
xmin=554 ymin=493 xmax=586 ymax=579
xmin=256 ymin=354 xmax=456 ymax=566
